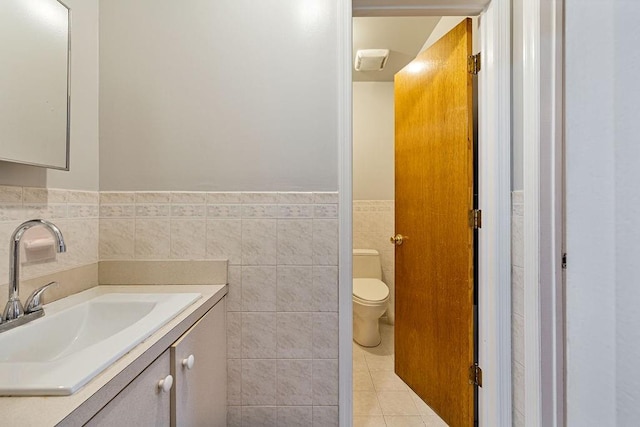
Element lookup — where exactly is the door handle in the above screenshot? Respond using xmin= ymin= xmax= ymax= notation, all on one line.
xmin=390 ymin=234 xmax=406 ymax=246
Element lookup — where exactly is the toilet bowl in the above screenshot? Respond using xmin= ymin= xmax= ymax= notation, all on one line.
xmin=352 ymin=249 xmax=390 ymax=347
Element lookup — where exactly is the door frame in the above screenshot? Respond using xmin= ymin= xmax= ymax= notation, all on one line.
xmin=522 ymin=0 xmax=565 ymax=425
xmin=337 ymin=0 xmax=513 ymax=426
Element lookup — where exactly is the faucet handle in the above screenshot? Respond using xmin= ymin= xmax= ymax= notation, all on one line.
xmin=24 ymin=281 xmax=58 ymax=314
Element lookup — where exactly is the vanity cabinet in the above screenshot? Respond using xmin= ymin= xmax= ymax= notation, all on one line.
xmin=85 ymin=298 xmax=226 ymax=427
xmin=86 ymin=351 xmax=172 ymax=426
xmin=171 ymin=298 xmax=226 ymax=426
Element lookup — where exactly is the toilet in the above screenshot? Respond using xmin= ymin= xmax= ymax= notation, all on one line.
xmin=352 ymin=249 xmax=390 ymax=347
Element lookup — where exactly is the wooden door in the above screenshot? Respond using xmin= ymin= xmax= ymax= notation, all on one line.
xmin=394 ymin=19 xmax=475 ymax=427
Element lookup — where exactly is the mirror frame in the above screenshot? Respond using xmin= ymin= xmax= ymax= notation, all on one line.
xmin=0 ymin=0 xmax=71 ymax=171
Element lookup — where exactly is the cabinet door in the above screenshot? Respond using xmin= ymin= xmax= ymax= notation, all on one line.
xmin=171 ymin=298 xmax=226 ymax=427
xmin=86 ymin=350 xmax=171 ymax=426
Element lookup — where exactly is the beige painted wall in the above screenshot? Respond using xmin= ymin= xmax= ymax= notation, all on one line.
xmin=98 ymin=0 xmax=338 ymax=192
xmin=353 ymin=82 xmax=394 ymax=201
xmin=0 ymin=0 xmax=99 ymax=191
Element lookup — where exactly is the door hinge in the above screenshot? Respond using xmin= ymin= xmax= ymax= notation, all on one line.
xmin=470 ymin=209 xmax=482 ymax=229
xmin=562 ymin=253 xmax=567 ymax=269
xmin=468 ymin=53 xmax=481 ymax=75
xmin=469 ymin=363 xmax=483 ymax=387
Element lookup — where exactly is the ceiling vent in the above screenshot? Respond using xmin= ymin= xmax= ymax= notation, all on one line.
xmin=354 ymin=49 xmax=390 ymax=71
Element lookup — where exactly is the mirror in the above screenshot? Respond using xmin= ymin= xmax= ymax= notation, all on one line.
xmin=0 ymin=0 xmax=70 ymax=170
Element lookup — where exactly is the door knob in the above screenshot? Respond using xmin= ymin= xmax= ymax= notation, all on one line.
xmin=182 ymin=354 xmax=195 ymax=370
xmin=158 ymin=375 xmax=173 ymax=393
xmin=390 ymin=234 xmax=406 ymax=246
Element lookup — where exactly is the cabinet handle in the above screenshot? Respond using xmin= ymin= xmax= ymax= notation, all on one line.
xmin=182 ymin=354 xmax=195 ymax=370
xmin=158 ymin=375 xmax=173 ymax=393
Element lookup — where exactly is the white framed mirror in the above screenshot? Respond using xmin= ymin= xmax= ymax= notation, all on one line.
xmin=0 ymin=0 xmax=71 ymax=170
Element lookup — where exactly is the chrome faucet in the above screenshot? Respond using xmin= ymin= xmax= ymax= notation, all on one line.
xmin=1 ymin=219 xmax=66 ymax=328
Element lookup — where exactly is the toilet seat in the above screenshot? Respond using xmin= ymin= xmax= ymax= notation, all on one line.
xmin=353 ymin=278 xmax=389 ymax=303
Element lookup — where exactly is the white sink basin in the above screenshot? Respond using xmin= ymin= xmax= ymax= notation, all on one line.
xmin=0 ymin=291 xmax=201 ymax=395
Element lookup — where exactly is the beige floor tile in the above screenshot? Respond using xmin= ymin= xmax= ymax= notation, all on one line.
xmin=371 ymin=370 xmax=409 ymax=391
xmin=377 ymin=391 xmax=420 ymax=416
xmin=353 ymin=416 xmax=387 ymax=427
xmin=385 ymin=415 xmax=426 ymax=426
xmin=364 ymin=353 xmax=394 ymax=371
xmin=422 ymin=414 xmax=449 ymax=426
xmin=354 ymin=370 xmax=375 ymax=391
xmin=408 ymin=389 xmax=438 ymax=417
xmin=353 ymin=391 xmax=383 ymax=416
xmin=353 ymin=347 xmax=369 ymax=372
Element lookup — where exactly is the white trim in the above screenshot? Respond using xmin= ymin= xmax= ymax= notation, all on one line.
xmin=337 ymin=1 xmax=512 ymax=426
xmin=337 ymin=0 xmax=353 ymax=426
xmin=477 ymin=0 xmax=512 ymax=425
xmin=522 ymin=0 xmax=542 ymax=423
xmin=522 ymin=0 xmax=565 ymax=425
xmin=353 ymin=6 xmax=486 ymax=17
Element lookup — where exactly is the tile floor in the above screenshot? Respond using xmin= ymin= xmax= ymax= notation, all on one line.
xmin=353 ymin=323 xmax=448 ymax=427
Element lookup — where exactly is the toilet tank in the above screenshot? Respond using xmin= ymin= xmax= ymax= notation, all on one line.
xmin=353 ymin=249 xmax=382 ymax=279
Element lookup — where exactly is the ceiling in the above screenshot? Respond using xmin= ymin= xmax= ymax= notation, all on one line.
xmin=353 ymin=17 xmax=441 ymax=82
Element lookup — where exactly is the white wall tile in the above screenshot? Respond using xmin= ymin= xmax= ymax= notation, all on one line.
xmin=312 ymin=359 xmax=339 ymax=405
xmin=276 ymin=312 xmax=313 ymax=358
xmin=135 ymin=192 xmax=171 ymax=204
xmin=100 ymin=192 xmax=135 ymax=204
xmin=170 ymin=219 xmax=206 ymax=259
xmin=512 ymin=215 xmax=524 ymax=268
xmin=312 ymin=219 xmax=338 ymax=266
xmin=207 ymin=204 xmax=242 ymax=218
xmin=135 ymin=204 xmax=171 ymax=217
xmin=170 ymin=192 xmax=206 ymax=204
xmin=227 ymin=312 xmax=242 ymax=359
xmin=277 ymin=406 xmax=313 ymax=427
xmin=242 ymin=219 xmax=277 ymax=265
xmin=135 ymin=218 xmax=171 ymax=259
xmin=277 ymin=192 xmax=314 ymax=204
xmin=277 ymin=360 xmax=313 ymax=405
xmin=227 ymin=406 xmax=241 ymax=427
xmin=241 ymin=192 xmax=278 ymax=204
xmin=242 ymin=266 xmax=276 ymax=311
xmin=313 ymin=313 xmax=339 ymax=359
xmin=276 ymin=266 xmax=313 ymax=312
xmin=206 ymin=219 xmax=242 ymax=264
xmin=227 ymin=265 xmax=242 ymax=311
xmin=312 ymin=406 xmax=339 ymax=427
xmin=242 ymin=204 xmax=279 ymax=218
xmin=278 ymin=204 xmax=314 ymax=218
xmin=228 ymin=359 xmax=242 ymax=405
xmin=312 ymin=266 xmax=338 ymax=312
xmin=242 ymin=312 xmax=277 ymax=358
xmin=206 ymin=192 xmax=242 ymax=204
xmin=92 ymin=189 xmax=340 ymax=417
xmin=0 ymin=185 xmax=23 ymax=203
xmin=313 ymin=192 xmax=338 ymax=204
xmin=242 ymin=406 xmax=277 ymax=427
xmin=242 ymin=359 xmax=277 ymax=405
xmin=277 ymin=220 xmax=313 ymax=265
xmin=314 ymin=204 xmax=338 ymax=219
xmin=99 ymin=219 xmax=134 ymax=260
xmin=171 ymin=204 xmax=206 ymax=217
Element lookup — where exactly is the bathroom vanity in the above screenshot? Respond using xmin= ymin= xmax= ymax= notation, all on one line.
xmin=0 ymin=282 xmax=227 ymax=426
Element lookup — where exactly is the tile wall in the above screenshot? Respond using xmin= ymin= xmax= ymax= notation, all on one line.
xmin=0 ymin=185 xmax=340 ymax=426
xmin=352 ymin=200 xmax=395 ymax=323
xmin=0 ymin=185 xmax=99 ymax=294
xmin=99 ymin=191 xmax=340 ymax=427
xmin=512 ymin=191 xmax=525 ymax=426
